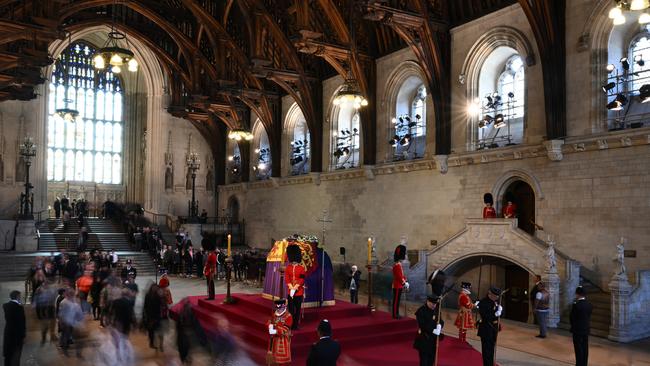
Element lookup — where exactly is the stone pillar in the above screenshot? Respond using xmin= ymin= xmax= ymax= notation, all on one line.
xmin=183 ymin=223 xmax=203 ymax=249
xmin=544 ymin=270 xmax=561 ymax=328
xmin=15 ymin=220 xmax=38 ymax=251
xmin=608 ymin=275 xmax=633 ymax=342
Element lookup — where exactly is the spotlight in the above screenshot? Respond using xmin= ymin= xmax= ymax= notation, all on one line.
xmin=391 ymin=117 xmax=397 ymax=124
xmin=609 ymin=7 xmax=622 ymax=19
xmin=613 ymin=14 xmax=626 ymax=25
xmin=467 ymin=101 xmax=481 ymax=116
xmin=254 ymin=148 xmax=260 ymax=154
xmin=507 ymin=92 xmax=515 ymax=99
xmin=606 ymin=64 xmax=616 ymax=72
xmin=621 ymin=57 xmax=630 ymax=71
xmin=494 ymin=114 xmax=506 ymax=128
xmin=631 ymin=0 xmax=650 ymax=11
xmin=615 ymin=93 xmax=628 ymax=106
xmin=640 ymin=12 xmax=650 ymax=24
xmin=478 ymin=120 xmax=487 ymax=128
xmin=602 ymin=82 xmax=616 ymax=93
xmin=342 ymin=147 xmax=350 ymax=156
xmin=228 ymin=156 xmax=234 ymax=161
xmin=640 ymin=84 xmax=650 ymax=102
xmin=415 ymin=114 xmax=421 ymax=120
xmin=635 ymin=54 xmax=645 ymax=67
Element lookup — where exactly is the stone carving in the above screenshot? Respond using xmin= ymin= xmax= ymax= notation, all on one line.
xmin=546 ymin=237 xmax=557 ymax=273
xmin=597 ymin=139 xmax=609 ymax=150
xmin=573 ymin=143 xmax=585 ymax=152
xmin=613 ymin=237 xmax=627 ymax=278
xmin=458 ymin=73 xmax=466 ymax=85
xmin=434 ymin=155 xmax=448 ymax=174
xmin=620 ymin=136 xmax=632 ymax=147
xmin=543 ymin=139 xmax=564 ymax=161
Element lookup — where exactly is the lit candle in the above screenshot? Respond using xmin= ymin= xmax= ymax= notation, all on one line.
xmin=227 ymin=234 xmax=232 ymax=257
xmin=367 ymin=237 xmax=372 ymax=265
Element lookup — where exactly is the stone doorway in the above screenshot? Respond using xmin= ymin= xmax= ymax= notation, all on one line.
xmin=502 ymin=180 xmax=535 ymax=235
xmin=227 ymin=196 xmax=240 ymax=223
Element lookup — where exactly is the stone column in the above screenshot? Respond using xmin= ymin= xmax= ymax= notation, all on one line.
xmin=544 ymin=270 xmax=561 ymax=328
xmin=15 ymin=220 xmax=38 ymax=251
xmin=608 ymin=275 xmax=633 ymax=342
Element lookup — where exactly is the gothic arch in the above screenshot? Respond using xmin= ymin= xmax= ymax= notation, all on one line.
xmin=491 ymin=168 xmax=544 ymax=215
xmin=283 ymin=102 xmax=310 ymax=176
xmin=444 ymin=253 xmax=537 ymax=277
xmin=326 ymin=83 xmax=363 ymax=170
xmin=251 ymin=119 xmax=272 ymax=180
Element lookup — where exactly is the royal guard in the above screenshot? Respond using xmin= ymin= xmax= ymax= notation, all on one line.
xmin=203 ymin=248 xmax=217 ymax=300
xmin=267 ymin=298 xmax=293 ymax=365
xmin=477 ymin=287 xmax=503 ymax=366
xmin=455 ymin=282 xmax=476 ymax=342
xmin=483 ymin=193 xmax=497 ymax=219
xmin=503 ymin=192 xmax=517 ymax=218
xmin=392 ymin=244 xmax=409 ymax=319
xmin=285 ymin=244 xmax=305 ymax=330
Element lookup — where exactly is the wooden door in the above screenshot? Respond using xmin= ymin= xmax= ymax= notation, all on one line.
xmin=504 ymin=265 xmax=530 ymax=322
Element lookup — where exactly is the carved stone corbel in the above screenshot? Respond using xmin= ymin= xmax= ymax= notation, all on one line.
xmin=543 ymin=139 xmax=564 ymax=161
xmin=364 ymin=165 xmax=376 ymax=180
xmin=434 ymin=155 xmax=448 ymax=174
xmin=310 ymin=172 xmax=321 ymax=186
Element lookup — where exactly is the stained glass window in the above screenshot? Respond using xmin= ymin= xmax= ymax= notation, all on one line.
xmin=47 ymin=41 xmax=124 ymax=184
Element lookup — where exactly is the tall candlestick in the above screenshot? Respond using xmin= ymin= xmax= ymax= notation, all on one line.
xmin=367 ymin=237 xmax=372 ymax=265
xmin=227 ymin=234 xmax=232 ymax=257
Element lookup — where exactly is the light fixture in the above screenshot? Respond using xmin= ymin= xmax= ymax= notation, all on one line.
xmin=631 ymin=0 xmax=650 ymax=11
xmin=54 ymin=105 xmax=82 ymax=123
xmin=613 ymin=14 xmax=626 ymax=25
xmin=54 ymin=32 xmax=81 ymax=123
xmin=635 ymin=54 xmax=645 ymax=67
xmin=228 ymin=128 xmax=254 ymax=141
xmin=640 ymin=84 xmax=650 ymax=102
xmin=92 ymin=0 xmax=138 ymax=73
xmin=640 ymin=12 xmax=650 ymax=24
xmin=606 ymin=63 xmax=616 ymax=72
xmin=332 ymin=78 xmax=368 ymax=109
xmin=602 ymin=82 xmax=616 ymax=92
xmin=494 ymin=114 xmax=506 ymax=128
xmin=609 ymin=6 xmax=623 ymax=18
xmin=467 ymin=100 xmax=481 ymax=116
xmin=621 ymin=57 xmax=630 ymax=71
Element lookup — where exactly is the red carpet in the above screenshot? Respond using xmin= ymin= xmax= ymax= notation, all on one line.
xmin=170 ymin=293 xmax=485 ymax=365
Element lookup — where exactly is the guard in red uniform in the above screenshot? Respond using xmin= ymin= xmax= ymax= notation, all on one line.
xmin=267 ymin=298 xmax=293 ymax=365
xmin=503 ymin=192 xmax=517 ymax=218
xmin=203 ymin=248 xmax=217 ymax=300
xmin=483 ymin=193 xmax=497 ymax=219
xmin=392 ymin=244 xmax=408 ymax=319
xmin=285 ymin=244 xmax=305 ymax=330
xmin=455 ymin=282 xmax=476 ymax=342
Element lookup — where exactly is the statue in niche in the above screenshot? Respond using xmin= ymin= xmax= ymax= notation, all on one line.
xmin=185 ymin=169 xmax=192 ymax=190
xmin=613 ymin=238 xmax=627 ymax=278
xmin=206 ymin=169 xmax=214 ymax=191
xmin=546 ymin=239 xmax=557 ymax=273
xmin=15 ymin=156 xmax=25 ymax=182
xmin=165 ymin=166 xmax=173 ymax=190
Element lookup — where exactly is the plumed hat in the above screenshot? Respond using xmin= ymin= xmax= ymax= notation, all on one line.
xmin=461 ymin=282 xmax=472 ymax=290
xmin=483 ymin=193 xmax=494 ymax=205
xmin=286 ymin=244 xmax=302 ymax=263
xmin=428 ymin=269 xmax=447 ymax=297
xmin=393 ymin=244 xmax=407 ymax=262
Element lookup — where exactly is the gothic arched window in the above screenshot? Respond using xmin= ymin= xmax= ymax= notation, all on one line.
xmin=390 ymin=77 xmax=427 ymax=161
xmin=285 ymin=104 xmax=310 ymax=176
xmin=629 ymin=33 xmax=650 ymax=94
xmin=252 ymin=122 xmax=271 ymax=180
xmin=47 ymin=42 xmax=123 ymax=184
xmin=331 ymin=105 xmax=360 ymax=170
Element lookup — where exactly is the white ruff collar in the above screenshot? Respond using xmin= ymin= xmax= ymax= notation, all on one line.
xmin=275 ymin=308 xmax=287 ymax=316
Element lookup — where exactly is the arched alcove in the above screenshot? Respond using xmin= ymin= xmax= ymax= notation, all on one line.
xmin=227 ymin=195 xmax=240 ymax=223
xmin=491 ymin=168 xmax=543 ymax=234
xmin=284 ymin=102 xmax=310 ymax=176
xmin=327 ymin=84 xmax=362 ymax=170
xmin=251 ymin=119 xmax=271 ymax=180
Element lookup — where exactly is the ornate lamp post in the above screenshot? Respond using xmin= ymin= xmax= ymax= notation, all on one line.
xmin=186 ymin=152 xmax=200 ymax=222
xmin=19 ymin=137 xmax=36 ymax=220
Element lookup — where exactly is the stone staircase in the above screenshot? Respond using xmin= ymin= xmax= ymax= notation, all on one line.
xmin=37 ymin=217 xmax=132 ymax=251
xmin=558 ymin=278 xmax=611 ymax=337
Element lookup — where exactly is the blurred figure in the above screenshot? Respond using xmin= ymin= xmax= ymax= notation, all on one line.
xmin=348 ymin=265 xmax=361 ymax=304
xmin=33 ymin=280 xmax=57 ymax=345
xmin=306 ymin=319 xmax=340 ymax=366
xmin=176 ymin=301 xmax=199 ymax=364
xmin=3 ymin=290 xmax=25 ymax=366
xmin=90 ymin=274 xmax=103 ymax=320
xmin=58 ymin=289 xmax=84 ymax=357
xmin=111 ymin=288 xmax=136 ymax=336
xmin=158 ymin=274 xmax=173 ymax=352
xmin=143 ymin=284 xmax=162 ymax=350
xmin=94 ymin=325 xmax=134 ymax=366
xmin=54 ymin=197 xmax=61 ymax=219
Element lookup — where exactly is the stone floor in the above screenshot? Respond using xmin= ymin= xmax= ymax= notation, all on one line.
xmin=0 ymin=276 xmax=648 ymax=365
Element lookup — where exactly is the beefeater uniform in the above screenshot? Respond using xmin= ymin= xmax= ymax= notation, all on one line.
xmin=267 ymin=303 xmax=293 ymax=365
xmin=455 ymin=283 xmax=475 ymax=342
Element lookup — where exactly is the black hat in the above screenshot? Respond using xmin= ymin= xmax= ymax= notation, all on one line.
xmin=317 ymin=319 xmax=332 ymax=336
xmin=489 ymin=287 xmax=502 ymax=296
xmin=483 ymin=193 xmax=494 ymax=205
xmin=274 ymin=298 xmax=287 ymax=307
xmin=461 ymin=282 xmax=472 ymax=290
xmin=286 ymin=244 xmax=302 ymax=263
xmin=393 ymin=244 xmax=407 ymax=262
xmin=575 ymin=286 xmax=586 ymax=296
xmin=426 ymin=295 xmax=440 ymax=303
xmin=428 ymin=269 xmax=447 ymax=297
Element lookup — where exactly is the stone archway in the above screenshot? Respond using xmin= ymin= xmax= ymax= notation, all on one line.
xmin=503 ymin=180 xmax=536 ymax=235
xmin=227 ymin=195 xmax=240 ymax=223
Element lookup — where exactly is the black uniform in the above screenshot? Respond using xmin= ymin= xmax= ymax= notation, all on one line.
xmin=477 ymin=297 xmax=500 ymax=366
xmin=121 ymin=265 xmax=137 ymax=281
xmin=3 ymin=300 xmax=25 ymax=366
xmin=413 ymin=304 xmax=444 ymax=366
xmin=306 ymin=336 xmax=341 ymax=366
xmin=570 ymin=298 xmax=592 ymax=366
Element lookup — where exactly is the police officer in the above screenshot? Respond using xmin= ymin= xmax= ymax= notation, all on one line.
xmin=413 ymin=295 xmax=444 ymax=366
xmin=120 ymin=259 xmax=137 ymax=282
xmin=477 ymin=287 xmax=502 ymax=366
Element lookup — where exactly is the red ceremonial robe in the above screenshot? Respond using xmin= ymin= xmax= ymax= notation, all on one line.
xmin=454 ymin=292 xmax=476 ymax=330
xmin=483 ymin=206 xmax=497 ymax=219
xmin=392 ymin=262 xmax=406 ymax=289
xmin=267 ymin=310 xmax=293 ymax=365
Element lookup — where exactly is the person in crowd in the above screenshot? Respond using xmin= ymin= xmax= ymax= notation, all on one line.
xmin=534 ymin=281 xmax=550 ymax=338
xmin=530 ymin=274 xmax=542 ymax=324
xmin=200 ymin=209 xmax=208 ymax=223
xmin=111 ymin=288 xmax=136 ymax=336
xmin=61 ymin=195 xmax=69 ymax=212
xmin=54 ymin=197 xmax=61 ymax=219
xmin=392 ymin=244 xmax=408 ymax=319
xmin=120 ymin=259 xmax=137 ymax=282
xmin=267 ymin=298 xmax=293 ymax=365
xmin=176 ymin=301 xmax=196 ymax=363
xmin=233 ymin=251 xmax=242 ymax=281
xmin=71 ymin=199 xmax=77 ymax=217
xmin=307 ymin=319 xmax=340 ymax=366
xmin=204 ymin=247 xmax=217 ymax=300
xmin=76 ymin=268 xmax=93 ymax=313
xmin=93 ymin=325 xmax=134 ymax=366
xmin=184 ymin=247 xmax=194 ymax=278
xmin=163 ymin=246 xmax=173 ymax=274
xmin=414 ymin=295 xmax=444 ymax=366
xmin=3 ymin=290 xmax=26 ymax=366
xmin=349 ymin=265 xmax=361 ymax=304
xmin=285 ymin=244 xmax=305 ymax=330
xmin=76 ymin=227 xmax=89 ymax=252
xmin=143 ymin=284 xmax=162 ymax=350
xmin=217 ymin=249 xmax=226 ymax=280
xmin=502 ymin=192 xmax=517 ymax=218
xmin=483 ymin=193 xmax=497 ymax=218
xmin=63 ymin=208 xmax=71 ymax=231
xmin=172 ymin=248 xmax=181 ymax=275
xmin=570 ymin=286 xmax=592 ymax=366
xmin=455 ymin=282 xmax=475 ymax=343
xmin=58 ymin=288 xmax=84 ymax=357
xmin=34 ymin=280 xmax=57 ymax=345
xmin=90 ymin=274 xmax=103 ymax=321
xmin=194 ymin=247 xmax=204 ymax=279
xmin=158 ymin=274 xmax=173 ymax=352
xmin=477 ymin=287 xmax=503 ymax=366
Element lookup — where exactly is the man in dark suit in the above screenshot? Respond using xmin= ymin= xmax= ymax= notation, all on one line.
xmin=477 ymin=287 xmax=503 ymax=366
xmin=3 ymin=291 xmax=26 ymax=366
xmin=413 ymin=295 xmax=444 ymax=366
xmin=306 ymin=319 xmax=340 ymax=366
xmin=570 ymin=286 xmax=592 ymax=366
